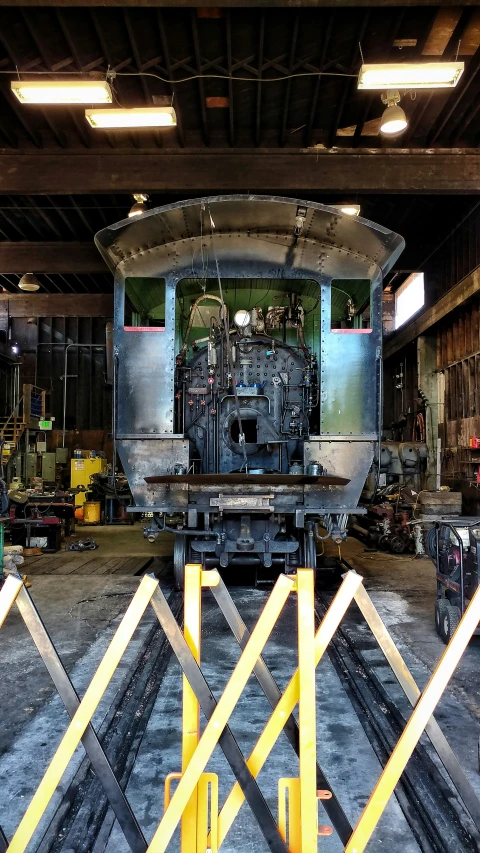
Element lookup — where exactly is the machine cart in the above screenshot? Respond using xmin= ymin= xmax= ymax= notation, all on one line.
xmin=426 ymin=518 xmax=480 ymax=644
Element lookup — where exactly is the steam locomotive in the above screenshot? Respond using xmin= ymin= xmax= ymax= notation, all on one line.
xmin=96 ymin=195 xmax=404 ymax=587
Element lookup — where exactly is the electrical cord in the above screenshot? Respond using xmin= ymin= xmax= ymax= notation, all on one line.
xmin=7 ymin=68 xmax=358 ymax=84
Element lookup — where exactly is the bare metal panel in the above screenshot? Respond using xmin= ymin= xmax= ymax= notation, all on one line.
xmin=95 ymin=196 xmax=404 ymax=280
xmin=97 ymin=195 xmax=403 ymax=524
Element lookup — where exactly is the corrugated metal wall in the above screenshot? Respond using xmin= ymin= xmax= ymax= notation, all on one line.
xmin=14 ymin=315 xmax=112 ymax=431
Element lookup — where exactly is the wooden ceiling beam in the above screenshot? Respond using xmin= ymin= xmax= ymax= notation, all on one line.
xmin=0 ymin=150 xmax=479 ymax=193
xmin=422 ymin=8 xmax=463 ymax=56
xmin=0 ymin=293 xmax=113 ymax=317
xmin=0 ymin=0 xmax=475 ymax=6
xmin=0 ymin=242 xmax=107 ymax=274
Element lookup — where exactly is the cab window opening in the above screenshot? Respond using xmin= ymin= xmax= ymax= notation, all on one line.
xmin=330 ymin=279 xmax=371 ymax=331
xmin=124 ymin=277 xmax=166 ymax=329
xmin=176 ymin=278 xmax=321 ymax=361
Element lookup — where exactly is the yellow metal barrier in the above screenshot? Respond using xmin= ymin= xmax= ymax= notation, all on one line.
xmin=1 ymin=565 xmax=480 ymax=853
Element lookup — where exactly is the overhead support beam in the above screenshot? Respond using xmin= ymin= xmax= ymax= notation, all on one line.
xmin=0 ymin=150 xmax=480 ymax=194
xmin=384 ymin=265 xmax=480 ymax=360
xmin=0 ymin=293 xmax=113 ymax=317
xmin=0 ymin=242 xmax=107 ymax=273
xmin=0 ymin=0 xmax=475 ymax=6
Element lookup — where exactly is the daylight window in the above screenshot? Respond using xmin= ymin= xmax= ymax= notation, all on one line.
xmin=394 ymin=272 xmax=425 ymax=330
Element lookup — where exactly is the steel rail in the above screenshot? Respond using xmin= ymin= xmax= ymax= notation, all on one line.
xmin=35 ymin=591 xmax=183 ymax=853
xmin=210 ymin=575 xmax=353 ymax=843
xmin=149 ymin=581 xmax=290 ymax=853
xmin=316 ymin=581 xmax=479 ymax=853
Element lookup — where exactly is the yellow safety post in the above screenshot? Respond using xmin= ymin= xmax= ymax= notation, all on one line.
xmin=146 ymin=573 xmax=294 ymax=853
xmin=0 ymin=574 xmax=23 ymax=627
xmin=297 ymin=568 xmax=318 ymax=851
xmin=181 ymin=563 xmax=202 ymax=853
xmin=217 ymin=570 xmax=363 ymax=846
xmin=7 ymin=574 xmax=158 ymax=853
xmin=164 ymin=772 xmax=182 ymax=810
xmin=345 ymin=583 xmax=480 ymax=853
xmin=278 ymin=778 xmax=301 ymax=852
xmin=197 ymin=773 xmax=219 ymax=853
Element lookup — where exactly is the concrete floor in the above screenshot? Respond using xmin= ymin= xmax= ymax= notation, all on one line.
xmin=1 ymin=524 xmax=479 ymax=852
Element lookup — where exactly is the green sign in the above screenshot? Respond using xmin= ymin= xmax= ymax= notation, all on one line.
xmin=39 ymin=420 xmax=53 ymax=430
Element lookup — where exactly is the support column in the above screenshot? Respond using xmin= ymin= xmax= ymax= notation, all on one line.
xmin=417 ymin=333 xmax=439 ymax=489
xmin=181 ymin=564 xmax=202 ymax=852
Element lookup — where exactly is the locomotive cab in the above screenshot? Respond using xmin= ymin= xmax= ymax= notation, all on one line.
xmin=95 ymin=195 xmax=404 ymax=588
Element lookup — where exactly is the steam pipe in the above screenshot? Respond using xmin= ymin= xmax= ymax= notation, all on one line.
xmin=105 ymin=322 xmax=113 ymax=385
xmin=180 ymin=293 xmax=223 ymax=361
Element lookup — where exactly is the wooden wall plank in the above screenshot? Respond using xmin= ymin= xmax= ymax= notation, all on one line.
xmin=465 ymin=309 xmax=472 ymax=357
xmin=469 ymin=356 xmax=476 ymax=417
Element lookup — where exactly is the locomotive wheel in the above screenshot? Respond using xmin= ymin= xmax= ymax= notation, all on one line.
xmin=434 ymin=598 xmax=447 ymax=636
xmin=173 ymin=535 xmax=187 ymax=591
xmin=440 ymin=603 xmax=461 ymax=645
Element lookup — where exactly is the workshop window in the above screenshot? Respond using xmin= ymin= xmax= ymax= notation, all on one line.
xmin=124 ymin=278 xmax=166 ymax=330
xmin=331 ymin=279 xmax=371 ymax=331
xmin=394 ymin=273 xmax=425 ymax=330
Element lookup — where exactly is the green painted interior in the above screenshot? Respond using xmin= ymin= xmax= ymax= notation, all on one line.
xmin=124 ymin=277 xmax=371 ymax=357
xmin=331 ymin=279 xmax=371 ymax=329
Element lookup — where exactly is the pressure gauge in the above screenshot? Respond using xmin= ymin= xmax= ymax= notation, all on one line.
xmin=234 ymin=309 xmax=251 ymax=330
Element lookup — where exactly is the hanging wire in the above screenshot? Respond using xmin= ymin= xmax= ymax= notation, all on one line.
xmin=3 ymin=68 xmax=358 ymax=84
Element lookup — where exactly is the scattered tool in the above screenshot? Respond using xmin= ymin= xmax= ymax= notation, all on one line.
xmin=67 ymin=538 xmax=98 ymax=552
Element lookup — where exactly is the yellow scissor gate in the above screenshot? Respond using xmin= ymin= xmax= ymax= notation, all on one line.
xmin=1 ymin=564 xmax=480 ymax=853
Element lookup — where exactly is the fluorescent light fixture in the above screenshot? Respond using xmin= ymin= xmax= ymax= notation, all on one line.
xmin=11 ymin=79 xmax=112 ymax=104
xmin=18 ymin=273 xmax=40 ymax=292
xmin=330 ymin=204 xmax=361 ymax=217
xmin=86 ymin=107 xmax=176 ymax=129
xmin=358 ymin=62 xmax=464 ymax=90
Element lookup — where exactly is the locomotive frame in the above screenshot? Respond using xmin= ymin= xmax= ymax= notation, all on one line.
xmin=95 ymin=195 xmax=404 ymax=586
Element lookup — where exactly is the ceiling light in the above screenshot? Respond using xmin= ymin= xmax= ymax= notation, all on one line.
xmin=358 ymin=62 xmax=464 ymax=90
xmin=330 ymin=204 xmax=361 ymax=217
xmin=18 ymin=273 xmax=40 ymax=292
xmin=11 ymin=343 xmax=19 ymax=355
xmin=234 ymin=309 xmax=251 ymax=330
xmin=11 ymin=80 xmax=112 ymax=105
xmin=85 ymin=107 xmax=176 ymax=129
xmin=380 ymin=91 xmax=408 ymax=135
xmin=128 ymin=194 xmax=149 ymax=217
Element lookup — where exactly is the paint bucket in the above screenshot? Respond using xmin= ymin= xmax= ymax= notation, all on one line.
xmin=83 ymin=501 xmax=101 ymax=525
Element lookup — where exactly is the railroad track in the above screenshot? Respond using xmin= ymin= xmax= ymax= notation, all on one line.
xmin=28 ymin=569 xmax=480 ymax=853
xmin=316 ymin=559 xmax=480 ymax=853
xmin=34 ymin=589 xmax=183 ymax=853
